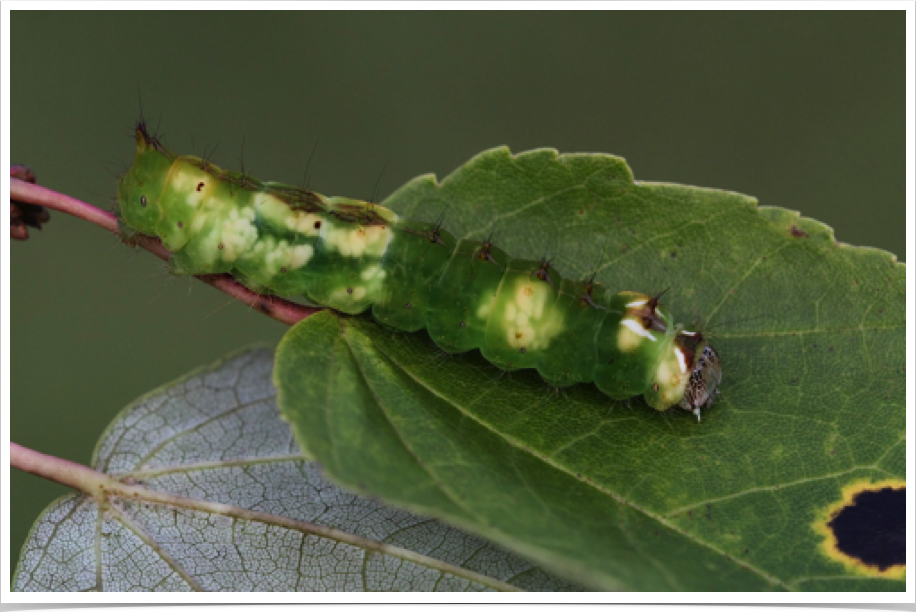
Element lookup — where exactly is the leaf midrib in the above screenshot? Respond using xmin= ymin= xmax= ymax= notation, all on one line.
xmin=341 ymin=331 xmax=617 ymax=591
xmin=354 ymin=320 xmax=793 ymax=591
xmin=68 ymin=476 xmax=524 ymax=592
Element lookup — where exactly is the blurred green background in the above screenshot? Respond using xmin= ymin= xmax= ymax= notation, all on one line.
xmin=10 ymin=11 xmax=904 ymax=578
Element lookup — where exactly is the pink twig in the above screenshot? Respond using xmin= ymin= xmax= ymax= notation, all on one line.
xmin=10 ymin=178 xmax=319 ymax=326
xmin=9 ymin=442 xmax=111 ymax=498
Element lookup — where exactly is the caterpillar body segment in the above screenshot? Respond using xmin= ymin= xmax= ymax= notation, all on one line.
xmin=117 ymin=124 xmax=722 ymax=418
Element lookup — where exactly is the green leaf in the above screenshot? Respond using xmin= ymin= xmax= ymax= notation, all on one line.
xmin=275 ymin=147 xmax=905 ymax=591
xmin=13 ymin=348 xmax=579 ymax=592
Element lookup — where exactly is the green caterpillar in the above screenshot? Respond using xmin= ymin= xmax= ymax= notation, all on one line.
xmin=117 ymin=123 xmax=722 ymax=420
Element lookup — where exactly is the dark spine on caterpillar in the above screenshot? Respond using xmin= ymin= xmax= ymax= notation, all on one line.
xmin=117 ymin=124 xmax=721 ymax=418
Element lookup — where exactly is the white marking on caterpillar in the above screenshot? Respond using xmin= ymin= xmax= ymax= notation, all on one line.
xmin=674 ymin=346 xmax=687 ymax=373
xmin=289 ymin=244 xmax=315 ymax=268
xmin=619 ymin=318 xmax=655 ymax=351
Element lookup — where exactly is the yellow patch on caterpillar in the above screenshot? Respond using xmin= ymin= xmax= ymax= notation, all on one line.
xmin=476 ymin=294 xmax=496 ymax=320
xmin=506 ymin=324 xmax=535 ymax=349
xmin=503 ymin=303 xmax=517 ymax=322
xmin=360 ymin=265 xmax=386 ymax=281
xmin=288 ymin=244 xmax=314 ymax=269
xmin=514 ymin=281 xmax=548 ymax=317
xmin=618 ymin=317 xmax=654 ymax=352
xmin=324 ymin=225 xmax=392 ymax=258
xmin=253 ymin=193 xmax=291 ymax=221
xmin=191 ymin=213 xmax=208 ymax=233
xmin=329 ymin=285 xmax=368 ymax=303
xmin=169 ymin=164 xmax=211 ymax=209
xmin=284 ymin=212 xmax=323 ymax=237
xmin=653 ymin=349 xmax=689 ymax=406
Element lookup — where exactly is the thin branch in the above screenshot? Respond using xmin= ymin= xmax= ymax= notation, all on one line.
xmin=9 ymin=178 xmax=319 ymax=326
xmin=9 ymin=442 xmax=111 ymax=500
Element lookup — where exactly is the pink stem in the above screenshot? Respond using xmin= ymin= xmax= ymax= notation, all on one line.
xmin=9 ymin=442 xmax=111 ymax=497
xmin=10 ymin=178 xmax=320 ymax=326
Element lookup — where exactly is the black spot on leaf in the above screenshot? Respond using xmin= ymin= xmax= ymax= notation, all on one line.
xmin=828 ymin=486 xmax=905 ymax=571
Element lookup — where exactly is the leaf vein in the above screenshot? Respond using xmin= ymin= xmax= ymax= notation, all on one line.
xmin=118 ymin=454 xmax=305 ymax=480
xmin=373 ymin=338 xmax=792 ymax=590
xmin=107 ymin=502 xmax=205 ymax=591
xmin=665 ymin=464 xmax=896 ymax=516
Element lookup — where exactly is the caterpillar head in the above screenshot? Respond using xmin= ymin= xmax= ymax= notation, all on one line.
xmin=675 ymin=332 xmax=722 ymax=421
xmin=116 ymin=123 xmax=175 ymax=235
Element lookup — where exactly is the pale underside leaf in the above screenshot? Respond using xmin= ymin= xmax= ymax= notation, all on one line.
xmin=13 ymin=348 xmax=578 ymax=592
